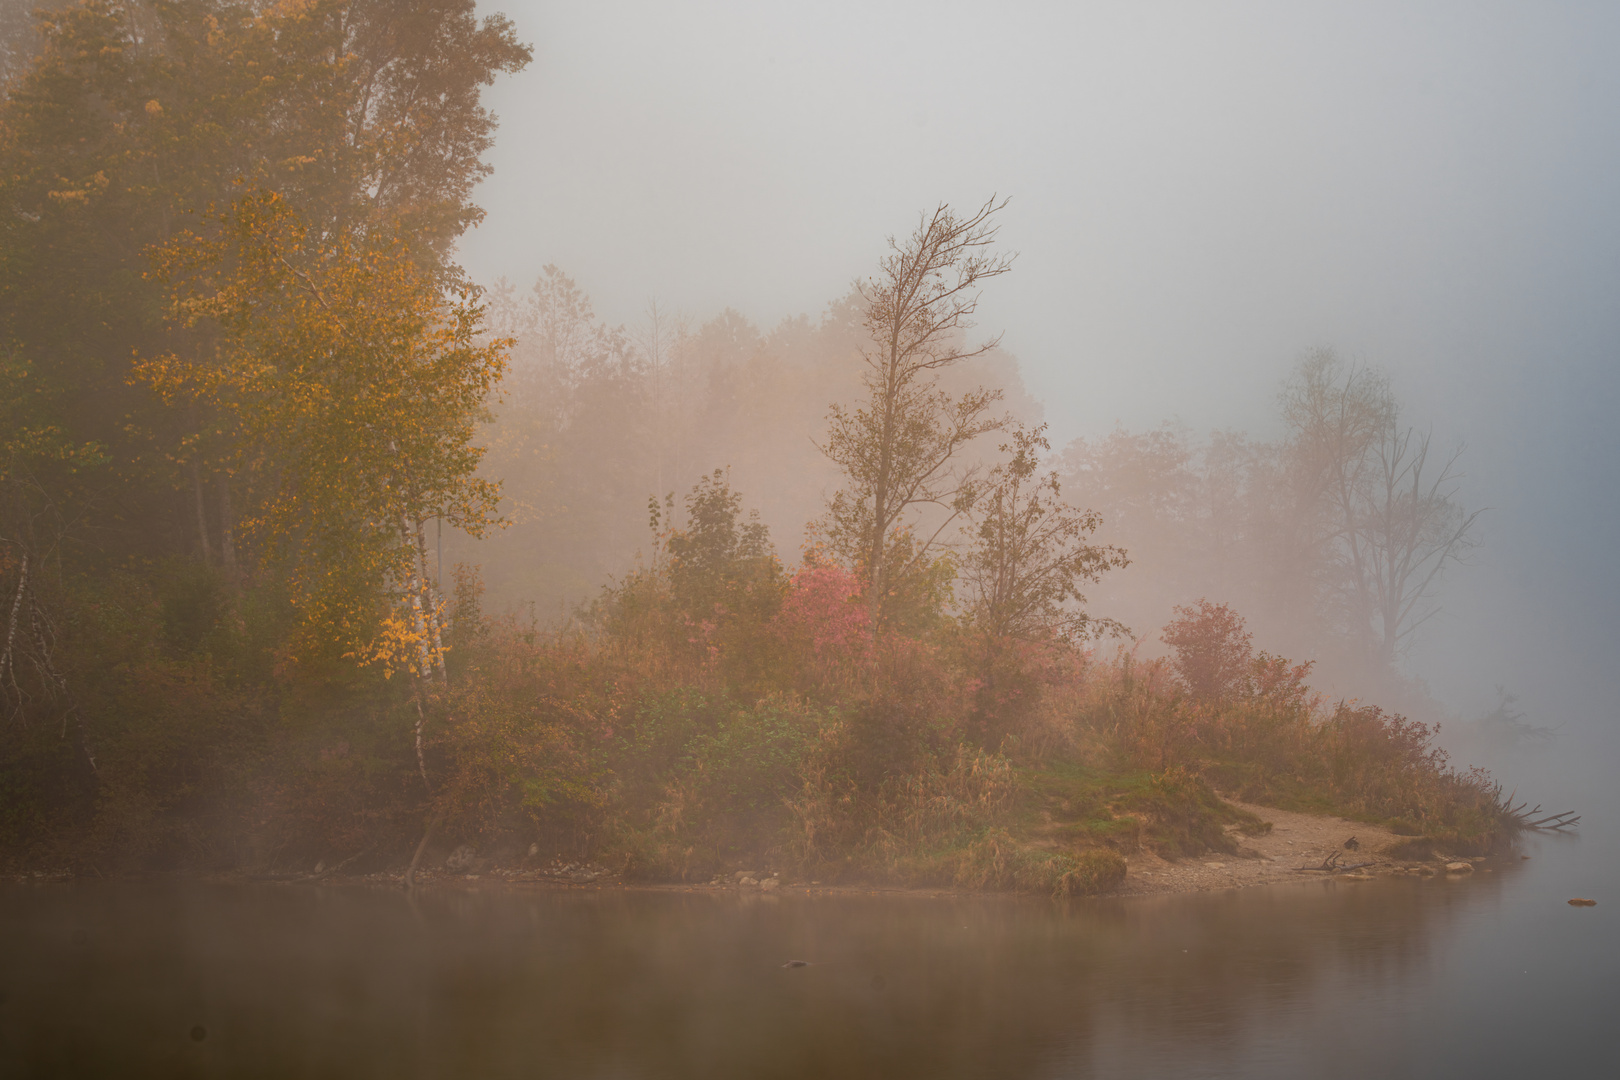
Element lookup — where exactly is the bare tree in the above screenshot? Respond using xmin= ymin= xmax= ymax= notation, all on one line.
xmin=1280 ymin=348 xmax=1395 ymax=601
xmin=1280 ymin=348 xmax=1481 ymax=668
xmin=820 ymin=197 xmax=1015 ymax=621
xmin=1356 ymin=425 xmax=1483 ymax=665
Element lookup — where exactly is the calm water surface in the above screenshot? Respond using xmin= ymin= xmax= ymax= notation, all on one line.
xmin=3 ymin=816 xmax=1615 ymax=1080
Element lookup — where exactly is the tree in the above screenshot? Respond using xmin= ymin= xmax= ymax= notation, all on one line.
xmin=662 ymin=470 xmax=779 ymax=621
xmin=332 ymin=0 xmax=532 ymax=255
xmin=961 ymin=423 xmax=1127 ymax=642
xmin=1280 ymin=349 xmax=1481 ymax=668
xmin=1162 ymin=599 xmax=1253 ymax=702
xmin=1279 ymin=348 xmax=1396 ymax=627
xmin=0 ymin=350 xmax=106 ymax=766
xmin=598 ymin=471 xmax=783 ymax=683
xmin=820 ymin=198 xmax=1014 ymax=623
xmin=0 ymin=0 xmax=529 ymax=570
xmin=138 ymin=189 xmax=509 ymax=774
xmin=1355 ymin=424 xmax=1483 ymax=666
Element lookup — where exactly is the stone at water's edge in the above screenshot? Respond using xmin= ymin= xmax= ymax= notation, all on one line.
xmin=1444 ymin=862 xmax=1473 ymax=874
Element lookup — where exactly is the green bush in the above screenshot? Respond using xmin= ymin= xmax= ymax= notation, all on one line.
xmin=1058 ymin=848 xmax=1128 ymax=896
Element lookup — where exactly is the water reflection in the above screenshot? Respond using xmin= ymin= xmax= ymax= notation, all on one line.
xmin=0 ymin=869 xmax=1552 ymax=1079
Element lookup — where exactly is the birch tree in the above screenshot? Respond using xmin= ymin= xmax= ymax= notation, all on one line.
xmin=138 ymin=189 xmax=508 ymax=778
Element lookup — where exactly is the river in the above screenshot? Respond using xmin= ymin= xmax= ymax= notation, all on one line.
xmin=3 ymin=800 xmax=1615 ymax=1080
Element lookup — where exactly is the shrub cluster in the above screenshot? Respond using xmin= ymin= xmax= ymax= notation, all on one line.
xmin=0 ymin=494 xmax=1518 ymax=890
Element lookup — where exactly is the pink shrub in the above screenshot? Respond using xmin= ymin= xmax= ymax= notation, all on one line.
xmin=775 ymin=563 xmax=872 ymax=662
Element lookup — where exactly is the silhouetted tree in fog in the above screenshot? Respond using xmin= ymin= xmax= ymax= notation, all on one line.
xmin=1279 ymin=348 xmax=1398 ymax=643
xmin=1355 ymin=424 xmax=1483 ymax=666
xmin=1280 ymin=349 xmax=1481 ymax=668
xmin=1054 ymin=349 xmax=1480 ymax=694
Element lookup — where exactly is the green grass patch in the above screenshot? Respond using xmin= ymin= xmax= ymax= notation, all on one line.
xmin=1010 ymin=760 xmax=1265 ymax=862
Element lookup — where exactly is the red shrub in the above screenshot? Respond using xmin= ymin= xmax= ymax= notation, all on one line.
xmin=1162 ymin=599 xmax=1253 ymax=701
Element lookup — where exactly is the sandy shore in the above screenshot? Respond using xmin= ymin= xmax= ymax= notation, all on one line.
xmin=1111 ymin=800 xmax=1481 ymax=897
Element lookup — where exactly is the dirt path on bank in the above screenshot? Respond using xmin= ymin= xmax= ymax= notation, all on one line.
xmin=1114 ymin=800 xmax=1472 ymax=896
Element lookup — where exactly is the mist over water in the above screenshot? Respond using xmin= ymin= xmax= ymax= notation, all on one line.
xmin=443 ymin=22 xmax=1620 ymax=1065
xmin=457 ymin=0 xmax=1620 ymax=756
xmin=4 ymin=2 xmax=1617 ymax=1073
xmin=6 ymin=840 xmax=1616 ymax=1078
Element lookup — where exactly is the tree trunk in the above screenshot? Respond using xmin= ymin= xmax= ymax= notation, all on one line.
xmin=414 ymin=519 xmax=447 ymax=681
xmin=217 ymin=473 xmax=236 ymax=577
xmin=401 ymin=513 xmax=435 ymax=679
xmin=412 ymin=685 xmax=429 ymax=786
xmin=191 ymin=460 xmax=213 ymax=564
xmin=1 ymin=552 xmax=26 ymax=691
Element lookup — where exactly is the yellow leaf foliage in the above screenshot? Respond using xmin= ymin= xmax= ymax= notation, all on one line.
xmin=137 ymin=187 xmax=510 ymax=674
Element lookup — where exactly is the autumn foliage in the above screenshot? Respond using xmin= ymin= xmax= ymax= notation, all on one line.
xmin=0 ymin=2 xmax=1519 ymax=889
xmin=137 ymin=188 xmax=508 ymax=676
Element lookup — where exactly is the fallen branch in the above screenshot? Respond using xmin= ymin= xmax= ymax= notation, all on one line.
xmin=1300 ymin=850 xmax=1342 ymax=872
xmin=1524 ymin=811 xmax=1580 ymax=831
xmin=1502 ymin=795 xmax=1580 ymax=831
xmin=1294 ymin=851 xmax=1377 ymax=874
xmin=302 ymin=846 xmax=372 ymax=881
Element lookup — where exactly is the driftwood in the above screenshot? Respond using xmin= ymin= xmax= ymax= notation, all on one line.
xmin=249 ymin=846 xmax=373 ymax=883
xmin=1295 ymin=850 xmax=1375 ymax=874
xmin=303 ymin=846 xmax=372 ymax=881
xmin=1500 ymin=792 xmax=1580 ymax=832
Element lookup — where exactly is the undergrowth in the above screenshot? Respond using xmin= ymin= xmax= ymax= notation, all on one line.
xmin=0 ymin=502 xmax=1525 ymax=891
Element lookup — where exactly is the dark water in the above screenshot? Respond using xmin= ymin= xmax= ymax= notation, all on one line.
xmin=2 ymin=823 xmax=1616 ymax=1080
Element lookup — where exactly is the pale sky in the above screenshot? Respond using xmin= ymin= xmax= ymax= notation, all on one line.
xmin=459 ymin=1 xmax=1620 ymax=725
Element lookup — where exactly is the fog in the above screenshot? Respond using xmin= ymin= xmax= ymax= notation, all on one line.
xmin=3 ymin=6 xmax=1617 ymax=1071
xmin=449 ymin=1 xmax=1619 ymax=761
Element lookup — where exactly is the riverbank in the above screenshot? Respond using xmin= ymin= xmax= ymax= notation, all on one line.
xmin=3 ymin=571 xmax=1527 ymax=891
xmin=407 ymin=800 xmax=1495 ymax=899
xmin=1112 ymin=800 xmax=1495 ymax=896
xmin=4 ymin=798 xmax=1484 ymax=901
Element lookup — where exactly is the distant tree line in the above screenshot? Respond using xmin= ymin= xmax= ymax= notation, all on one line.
xmin=1060 ymin=348 xmax=1481 ymax=693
